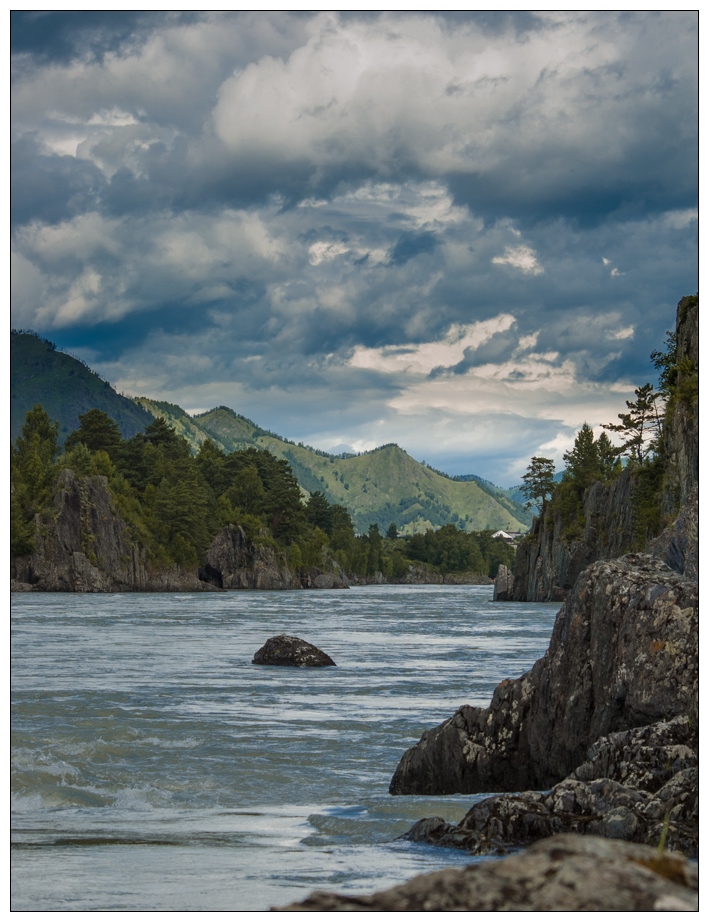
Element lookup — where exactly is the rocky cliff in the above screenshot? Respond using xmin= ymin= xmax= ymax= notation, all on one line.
xmin=512 ymin=469 xmax=637 ymax=602
xmin=12 ymin=469 xmax=206 ymax=592
xmin=11 ymin=470 xmax=348 ymax=592
xmin=513 ymin=295 xmax=698 ymax=603
xmin=390 ymin=512 xmax=698 ymax=796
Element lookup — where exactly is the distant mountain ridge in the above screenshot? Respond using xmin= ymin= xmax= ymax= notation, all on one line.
xmin=11 ymin=331 xmax=530 ymax=535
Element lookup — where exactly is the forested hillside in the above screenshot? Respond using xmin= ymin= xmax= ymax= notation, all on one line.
xmin=11 ymin=331 xmax=153 ymax=443
xmin=11 ymin=405 xmax=518 ymax=587
xmin=512 ymin=294 xmax=699 ymax=601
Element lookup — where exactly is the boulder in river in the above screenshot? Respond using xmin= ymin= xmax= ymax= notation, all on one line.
xmin=252 ymin=635 xmax=336 ymax=667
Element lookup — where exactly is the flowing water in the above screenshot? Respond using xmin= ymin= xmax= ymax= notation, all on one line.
xmin=11 ymin=585 xmax=560 ymax=911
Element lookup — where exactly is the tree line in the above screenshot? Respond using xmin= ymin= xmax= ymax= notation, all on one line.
xmin=11 ymin=405 xmax=516 ymax=581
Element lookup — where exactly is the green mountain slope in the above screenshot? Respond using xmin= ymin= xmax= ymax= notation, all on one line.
xmin=11 ymin=332 xmax=153 ymax=444
xmin=137 ymin=401 xmax=528 ymax=534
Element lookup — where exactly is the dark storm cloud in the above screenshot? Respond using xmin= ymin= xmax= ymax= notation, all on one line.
xmin=388 ymin=231 xmax=439 ymax=266
xmin=11 ymin=11 xmax=162 ymax=64
xmin=11 ymin=136 xmax=106 ymax=227
xmin=10 ymin=11 xmax=697 ymax=482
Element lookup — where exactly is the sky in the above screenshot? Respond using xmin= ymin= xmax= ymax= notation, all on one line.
xmin=11 ymin=10 xmax=698 ymax=486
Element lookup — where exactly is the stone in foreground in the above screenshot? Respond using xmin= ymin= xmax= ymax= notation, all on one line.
xmin=273 ymin=834 xmax=697 ymax=911
xmin=252 ymin=635 xmax=336 ymax=668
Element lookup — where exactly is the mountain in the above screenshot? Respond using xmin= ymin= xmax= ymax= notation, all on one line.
xmin=11 ymin=332 xmax=529 ymax=535
xmin=136 ymin=401 xmax=529 ymax=534
xmin=11 ymin=331 xmax=153 ymax=444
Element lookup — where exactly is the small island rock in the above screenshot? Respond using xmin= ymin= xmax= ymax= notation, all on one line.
xmin=252 ymin=635 xmax=336 ymax=668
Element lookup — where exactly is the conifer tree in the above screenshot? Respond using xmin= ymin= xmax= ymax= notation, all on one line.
xmin=520 ymin=456 xmax=556 ymax=510
xmin=602 ymin=384 xmax=663 ymax=465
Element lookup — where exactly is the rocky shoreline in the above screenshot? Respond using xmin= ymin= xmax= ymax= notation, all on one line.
xmin=403 ymin=716 xmax=697 ymax=859
xmin=276 ymin=834 xmax=698 ymax=911
xmin=389 ymin=547 xmax=698 ymax=797
xmin=278 ymin=491 xmax=699 ymax=911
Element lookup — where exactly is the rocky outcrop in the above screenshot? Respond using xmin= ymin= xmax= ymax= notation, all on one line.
xmin=200 ymin=524 xmax=299 ymax=590
xmin=11 ymin=469 xmax=204 ymax=592
xmin=492 ymin=563 xmax=514 ymax=600
xmin=12 ymin=473 xmax=350 ymax=593
xmin=252 ymin=635 xmax=336 ymax=667
xmin=275 ymin=834 xmax=698 ymax=911
xmin=647 ymin=484 xmax=698 ymax=580
xmin=389 ymin=552 xmax=697 ymax=795
xmin=512 ymin=469 xmax=637 ymax=602
xmin=513 ymin=295 xmax=698 ymax=603
xmin=402 ymin=717 xmax=697 ymax=858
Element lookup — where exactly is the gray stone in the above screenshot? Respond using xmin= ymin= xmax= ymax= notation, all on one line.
xmin=399 ymin=718 xmax=697 ymax=858
xmin=274 ymin=834 xmax=698 ymax=911
xmin=492 ymin=563 xmax=514 ymax=600
xmin=201 ymin=524 xmax=299 ymax=590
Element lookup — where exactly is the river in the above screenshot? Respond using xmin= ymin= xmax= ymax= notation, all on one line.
xmin=11 ymin=585 xmax=560 ymax=911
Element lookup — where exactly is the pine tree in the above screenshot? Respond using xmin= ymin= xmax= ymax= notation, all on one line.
xmin=602 ymin=384 xmax=663 ymax=465
xmin=563 ymin=423 xmax=601 ymax=489
xmin=65 ymin=409 xmax=121 ymax=457
xmin=520 ymin=456 xmax=556 ymax=510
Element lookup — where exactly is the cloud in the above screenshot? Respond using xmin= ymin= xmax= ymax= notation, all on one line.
xmin=349 ymin=316 xmax=516 ymax=375
xmin=11 ymin=12 xmax=697 ymax=484
xmin=492 ymin=244 xmax=543 ymax=274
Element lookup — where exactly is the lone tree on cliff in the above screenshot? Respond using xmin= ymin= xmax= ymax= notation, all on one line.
xmin=601 ymin=383 xmax=664 ymax=466
xmin=520 ymin=457 xmax=556 ymax=510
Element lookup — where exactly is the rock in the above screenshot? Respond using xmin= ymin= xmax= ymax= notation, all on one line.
xmin=661 ymin=295 xmax=698 ymax=515
xmin=252 ymin=635 xmax=336 ymax=668
xmin=492 ymin=563 xmax=514 ymax=600
xmin=389 ymin=554 xmax=697 ymax=795
xmin=647 ymin=485 xmax=698 ymax=580
xmin=273 ymin=834 xmax=698 ymax=911
xmin=201 ymin=524 xmax=299 ymax=590
xmin=11 ymin=469 xmax=205 ymax=592
xmin=401 ymin=718 xmax=697 ymax=858
xmin=512 ymin=469 xmax=636 ymax=602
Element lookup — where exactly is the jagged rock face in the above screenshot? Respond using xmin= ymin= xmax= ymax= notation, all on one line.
xmin=646 ymin=485 xmax=698 ymax=581
xmin=492 ymin=563 xmax=515 ymax=600
xmin=201 ymin=524 xmax=299 ymax=590
xmin=252 ymin=635 xmax=336 ymax=667
xmin=11 ymin=469 xmax=203 ymax=592
xmin=662 ymin=295 xmax=699 ymax=514
xmin=389 ymin=553 xmax=697 ymax=795
xmin=275 ymin=834 xmax=698 ymax=912
xmin=402 ymin=717 xmax=697 ymax=858
xmin=12 ymin=475 xmax=350 ymax=594
xmin=512 ymin=469 xmax=636 ymax=602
